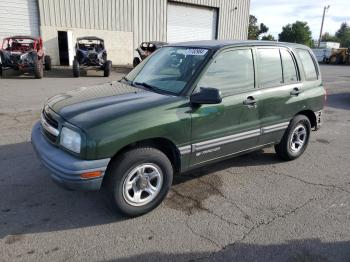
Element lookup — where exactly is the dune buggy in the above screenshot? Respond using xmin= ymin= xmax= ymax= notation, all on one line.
xmin=0 ymin=36 xmax=51 ymax=78
xmin=133 ymin=41 xmax=167 ymax=67
xmin=73 ymin=36 xmax=112 ymax=77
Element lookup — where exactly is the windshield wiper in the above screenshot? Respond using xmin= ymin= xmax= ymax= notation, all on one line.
xmin=133 ymin=82 xmax=161 ymax=93
xmin=120 ymin=76 xmax=133 ymax=85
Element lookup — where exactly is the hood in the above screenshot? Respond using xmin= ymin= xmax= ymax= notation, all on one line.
xmin=47 ymin=81 xmax=179 ymax=129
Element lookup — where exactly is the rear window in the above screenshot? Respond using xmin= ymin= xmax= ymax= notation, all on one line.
xmin=280 ymin=49 xmax=298 ymax=83
xmin=257 ymin=48 xmax=283 ymax=88
xmin=297 ymin=49 xmax=318 ymax=81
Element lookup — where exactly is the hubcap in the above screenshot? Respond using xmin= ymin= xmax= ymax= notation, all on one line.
xmin=122 ymin=164 xmax=163 ymax=207
xmin=290 ymin=124 xmax=307 ymax=153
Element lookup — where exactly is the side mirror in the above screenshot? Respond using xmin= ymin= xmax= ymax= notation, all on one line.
xmin=190 ymin=87 xmax=222 ymax=105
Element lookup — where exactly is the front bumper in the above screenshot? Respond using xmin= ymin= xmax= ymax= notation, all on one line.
xmin=31 ymin=122 xmax=110 ymax=191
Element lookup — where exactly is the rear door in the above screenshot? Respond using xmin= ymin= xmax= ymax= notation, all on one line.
xmin=190 ymin=48 xmax=260 ymax=166
xmin=255 ymin=47 xmax=302 ymax=145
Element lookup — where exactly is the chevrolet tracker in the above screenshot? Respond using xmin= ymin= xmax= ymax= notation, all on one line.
xmin=32 ymin=40 xmax=325 ymax=217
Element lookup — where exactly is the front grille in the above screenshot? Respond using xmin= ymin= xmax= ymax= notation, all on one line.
xmin=43 ymin=128 xmax=57 ymax=143
xmin=10 ymin=54 xmax=21 ymax=64
xmin=88 ymin=52 xmax=98 ymax=62
xmin=41 ymin=108 xmax=59 ymax=144
xmin=43 ymin=109 xmax=58 ymax=129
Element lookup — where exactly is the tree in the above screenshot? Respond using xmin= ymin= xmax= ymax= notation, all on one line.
xmin=321 ymin=32 xmax=339 ymax=42
xmin=248 ymin=15 xmax=269 ymax=40
xmin=261 ymin=34 xmax=276 ymax=41
xmin=278 ymin=21 xmax=313 ymax=47
xmin=335 ymin=22 xmax=350 ymax=48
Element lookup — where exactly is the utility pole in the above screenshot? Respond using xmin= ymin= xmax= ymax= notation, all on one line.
xmin=318 ymin=5 xmax=330 ymax=47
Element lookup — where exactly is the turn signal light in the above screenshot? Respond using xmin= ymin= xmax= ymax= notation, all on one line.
xmin=80 ymin=171 xmax=102 ymax=179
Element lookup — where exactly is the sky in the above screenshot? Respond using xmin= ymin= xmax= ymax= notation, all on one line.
xmin=250 ymin=0 xmax=350 ymax=40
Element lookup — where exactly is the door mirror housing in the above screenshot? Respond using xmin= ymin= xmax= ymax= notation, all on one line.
xmin=190 ymin=87 xmax=222 ymax=105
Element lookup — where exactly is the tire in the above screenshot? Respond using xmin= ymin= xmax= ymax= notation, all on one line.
xmin=0 ymin=65 xmax=3 ymax=78
xmin=133 ymin=57 xmax=141 ymax=68
xmin=44 ymin=55 xmax=52 ymax=71
xmin=336 ymin=55 xmax=343 ymax=65
xmin=275 ymin=115 xmax=311 ymax=161
xmin=33 ymin=55 xmax=43 ymax=79
xmin=104 ymin=60 xmax=112 ymax=77
xmin=73 ymin=58 xmax=80 ymax=77
xmin=103 ymin=147 xmax=173 ymax=217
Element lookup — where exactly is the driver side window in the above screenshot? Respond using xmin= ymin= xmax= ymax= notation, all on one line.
xmin=197 ymin=49 xmax=255 ymax=95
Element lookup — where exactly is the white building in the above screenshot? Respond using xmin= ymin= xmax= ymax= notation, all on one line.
xmin=0 ymin=0 xmax=250 ymax=66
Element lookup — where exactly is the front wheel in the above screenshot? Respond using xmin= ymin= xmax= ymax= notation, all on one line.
xmin=103 ymin=147 xmax=173 ymax=217
xmin=104 ymin=60 xmax=112 ymax=77
xmin=275 ymin=115 xmax=311 ymax=161
xmin=44 ymin=55 xmax=52 ymax=71
xmin=133 ymin=57 xmax=141 ymax=68
xmin=33 ymin=55 xmax=43 ymax=79
xmin=73 ymin=58 xmax=80 ymax=77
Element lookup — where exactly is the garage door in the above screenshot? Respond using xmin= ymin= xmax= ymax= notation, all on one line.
xmin=0 ymin=0 xmax=40 ymax=43
xmin=167 ymin=2 xmax=218 ymax=43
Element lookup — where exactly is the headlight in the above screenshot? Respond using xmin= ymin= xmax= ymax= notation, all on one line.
xmin=60 ymin=127 xmax=81 ymax=153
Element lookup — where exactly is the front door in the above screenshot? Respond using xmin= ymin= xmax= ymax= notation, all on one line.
xmin=190 ymin=48 xmax=260 ymax=166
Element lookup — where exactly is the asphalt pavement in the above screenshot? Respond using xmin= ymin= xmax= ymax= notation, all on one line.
xmin=0 ymin=65 xmax=349 ymax=261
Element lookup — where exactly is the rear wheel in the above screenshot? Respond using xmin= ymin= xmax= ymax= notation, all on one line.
xmin=73 ymin=58 xmax=80 ymax=77
xmin=33 ymin=55 xmax=43 ymax=79
xmin=44 ymin=55 xmax=52 ymax=71
xmin=0 ymin=65 xmax=2 ymax=78
xmin=275 ymin=115 xmax=311 ymax=161
xmin=103 ymin=147 xmax=173 ymax=217
xmin=104 ymin=60 xmax=112 ymax=77
xmin=133 ymin=57 xmax=141 ymax=68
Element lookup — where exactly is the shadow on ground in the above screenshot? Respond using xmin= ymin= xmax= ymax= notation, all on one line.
xmin=326 ymin=93 xmax=350 ymax=111
xmin=0 ymin=141 xmax=280 ymax=239
xmin=108 ymin=239 xmax=350 ymax=262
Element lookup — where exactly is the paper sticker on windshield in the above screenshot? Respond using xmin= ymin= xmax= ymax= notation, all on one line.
xmin=178 ymin=49 xmax=208 ymax=56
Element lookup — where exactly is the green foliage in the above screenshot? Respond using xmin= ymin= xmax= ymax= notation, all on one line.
xmin=335 ymin=22 xmax=350 ymax=48
xmin=321 ymin=32 xmax=340 ymax=42
xmin=248 ymin=15 xmax=269 ymax=40
xmin=261 ymin=34 xmax=276 ymax=41
xmin=278 ymin=21 xmax=313 ymax=47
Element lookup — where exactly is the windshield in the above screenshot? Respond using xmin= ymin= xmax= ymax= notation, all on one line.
xmin=125 ymin=47 xmax=210 ymax=95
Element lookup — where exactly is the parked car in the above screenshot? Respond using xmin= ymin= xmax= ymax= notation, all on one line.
xmin=133 ymin=41 xmax=167 ymax=67
xmin=73 ymin=36 xmax=112 ymax=77
xmin=0 ymin=35 xmax=51 ymax=78
xmin=32 ymin=40 xmax=325 ymax=217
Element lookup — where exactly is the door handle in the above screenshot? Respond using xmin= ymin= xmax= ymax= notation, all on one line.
xmin=290 ymin=87 xmax=302 ymax=96
xmin=243 ymin=96 xmax=257 ymax=106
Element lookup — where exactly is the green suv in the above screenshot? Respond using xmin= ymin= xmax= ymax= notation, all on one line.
xmin=32 ymin=41 xmax=325 ymax=216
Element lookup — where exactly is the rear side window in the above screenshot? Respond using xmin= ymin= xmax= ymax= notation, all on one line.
xmin=297 ymin=49 xmax=318 ymax=81
xmin=198 ymin=49 xmax=255 ymax=95
xmin=280 ymin=49 xmax=298 ymax=83
xmin=257 ymin=48 xmax=283 ymax=88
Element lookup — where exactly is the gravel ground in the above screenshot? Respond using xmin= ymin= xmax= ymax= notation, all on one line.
xmin=0 ymin=65 xmax=349 ymax=262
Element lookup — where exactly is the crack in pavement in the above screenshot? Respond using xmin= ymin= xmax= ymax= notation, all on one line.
xmin=170 ymin=188 xmax=242 ymax=228
xmin=271 ymin=171 xmax=350 ymax=194
xmin=191 ymin=194 xmax=326 ymax=262
xmin=169 ymin=188 xmax=247 ymax=250
xmin=196 ymin=177 xmax=254 ymax=226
